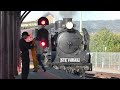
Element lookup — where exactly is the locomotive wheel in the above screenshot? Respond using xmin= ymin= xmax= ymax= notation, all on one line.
xmin=53 ymin=65 xmax=59 ymax=69
xmin=79 ymin=66 xmax=85 ymax=78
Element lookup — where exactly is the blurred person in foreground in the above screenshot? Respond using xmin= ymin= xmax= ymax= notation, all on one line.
xmin=19 ymin=32 xmax=34 ymax=79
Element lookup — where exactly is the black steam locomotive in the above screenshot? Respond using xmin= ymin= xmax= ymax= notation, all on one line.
xmin=49 ymin=18 xmax=92 ymax=77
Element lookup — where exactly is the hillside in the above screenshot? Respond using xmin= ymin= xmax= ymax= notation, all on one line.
xmin=82 ymin=20 xmax=120 ymax=33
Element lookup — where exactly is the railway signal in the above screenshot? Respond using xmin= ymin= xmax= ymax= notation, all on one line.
xmin=37 ymin=28 xmax=49 ymax=48
xmin=37 ymin=17 xmax=49 ymax=48
xmin=38 ymin=17 xmax=49 ymax=26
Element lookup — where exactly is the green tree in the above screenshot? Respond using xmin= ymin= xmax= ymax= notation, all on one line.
xmin=90 ymin=28 xmax=120 ymax=52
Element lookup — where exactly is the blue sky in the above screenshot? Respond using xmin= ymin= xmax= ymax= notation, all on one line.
xmin=21 ymin=11 xmax=120 ymax=22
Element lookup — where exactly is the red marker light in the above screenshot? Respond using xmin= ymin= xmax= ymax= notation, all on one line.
xmin=38 ymin=17 xmax=49 ymax=25
xmin=41 ymin=41 xmax=46 ymax=47
xmin=41 ymin=20 xmax=46 ymax=25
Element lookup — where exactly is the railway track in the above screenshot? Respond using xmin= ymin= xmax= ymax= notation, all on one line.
xmin=85 ymin=71 xmax=101 ymax=79
xmin=85 ymin=71 xmax=120 ymax=79
xmin=42 ymin=67 xmax=120 ymax=79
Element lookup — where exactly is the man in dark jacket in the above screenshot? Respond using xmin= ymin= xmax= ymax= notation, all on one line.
xmin=19 ymin=32 xmax=34 ymax=79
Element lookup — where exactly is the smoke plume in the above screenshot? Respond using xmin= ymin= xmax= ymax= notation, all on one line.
xmin=59 ymin=11 xmax=77 ymax=18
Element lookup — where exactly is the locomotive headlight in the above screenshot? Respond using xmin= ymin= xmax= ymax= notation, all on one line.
xmin=66 ymin=22 xmax=73 ymax=29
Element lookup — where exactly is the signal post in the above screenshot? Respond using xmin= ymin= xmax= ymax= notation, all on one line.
xmin=37 ymin=17 xmax=53 ymax=67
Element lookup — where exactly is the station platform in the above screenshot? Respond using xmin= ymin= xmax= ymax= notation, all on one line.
xmin=15 ymin=62 xmax=81 ymax=79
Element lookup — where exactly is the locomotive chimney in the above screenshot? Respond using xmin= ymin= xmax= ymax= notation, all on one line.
xmin=55 ymin=20 xmax=63 ymax=30
xmin=63 ymin=18 xmax=72 ymax=24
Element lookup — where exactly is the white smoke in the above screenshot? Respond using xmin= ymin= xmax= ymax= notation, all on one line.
xmin=41 ymin=11 xmax=77 ymax=20
xmin=59 ymin=11 xmax=77 ymax=18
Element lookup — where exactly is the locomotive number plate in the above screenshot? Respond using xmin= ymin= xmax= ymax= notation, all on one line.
xmin=60 ymin=58 xmax=81 ymax=63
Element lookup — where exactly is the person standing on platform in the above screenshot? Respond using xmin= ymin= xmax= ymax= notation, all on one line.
xmin=31 ymin=38 xmax=39 ymax=72
xmin=35 ymin=37 xmax=46 ymax=72
xmin=19 ymin=32 xmax=34 ymax=79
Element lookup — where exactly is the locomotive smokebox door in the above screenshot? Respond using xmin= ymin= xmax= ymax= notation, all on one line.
xmin=57 ymin=32 xmax=81 ymax=54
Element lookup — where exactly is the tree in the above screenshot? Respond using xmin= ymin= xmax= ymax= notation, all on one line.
xmin=90 ymin=28 xmax=120 ymax=52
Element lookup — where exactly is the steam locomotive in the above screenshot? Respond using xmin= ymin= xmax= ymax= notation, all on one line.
xmin=49 ymin=18 xmax=92 ymax=77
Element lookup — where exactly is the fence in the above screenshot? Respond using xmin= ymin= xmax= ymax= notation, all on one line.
xmin=90 ymin=52 xmax=120 ymax=70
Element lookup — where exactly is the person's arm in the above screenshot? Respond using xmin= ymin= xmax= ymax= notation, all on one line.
xmin=23 ymin=40 xmax=34 ymax=49
xmin=28 ymin=41 xmax=34 ymax=49
xmin=29 ymin=41 xmax=33 ymax=44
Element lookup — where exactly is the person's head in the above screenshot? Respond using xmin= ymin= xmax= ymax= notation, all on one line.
xmin=22 ymin=32 xmax=29 ymax=39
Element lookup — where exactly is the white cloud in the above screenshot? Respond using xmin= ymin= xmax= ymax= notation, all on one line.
xmin=82 ymin=11 xmax=120 ymax=21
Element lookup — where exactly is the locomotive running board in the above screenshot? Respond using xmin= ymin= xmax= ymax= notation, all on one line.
xmin=50 ymin=63 xmax=92 ymax=71
xmin=51 ymin=62 xmax=92 ymax=66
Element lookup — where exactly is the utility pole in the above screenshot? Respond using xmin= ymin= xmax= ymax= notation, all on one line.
xmin=80 ymin=11 xmax=82 ymax=33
